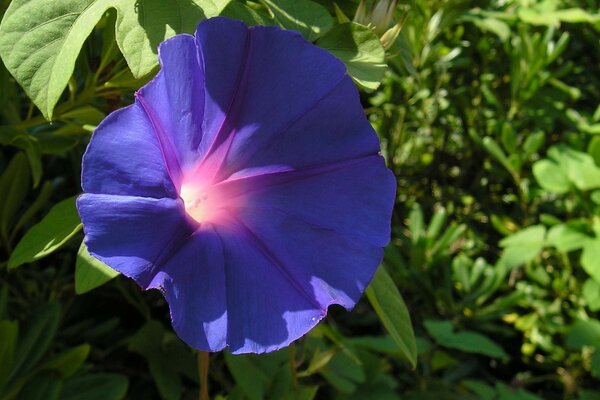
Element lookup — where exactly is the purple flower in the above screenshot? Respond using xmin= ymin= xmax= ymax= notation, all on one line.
xmin=77 ymin=17 xmax=396 ymax=354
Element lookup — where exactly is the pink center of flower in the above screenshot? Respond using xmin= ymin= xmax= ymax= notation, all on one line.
xmin=178 ymin=161 xmax=244 ymax=224
xmin=179 ymin=183 xmax=218 ymax=224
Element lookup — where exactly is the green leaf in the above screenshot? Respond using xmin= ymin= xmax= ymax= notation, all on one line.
xmin=496 ymin=382 xmax=543 ymax=400
xmin=582 ymin=238 xmax=600 ymax=284
xmin=0 ymin=320 xmax=18 ymax=388
xmin=523 ymin=131 xmax=545 ymax=156
xmin=129 ymin=321 xmax=185 ymax=400
xmin=260 ymin=0 xmax=332 ymax=41
xmin=225 ymin=353 xmax=270 ymax=400
xmin=0 ymin=127 xmax=42 ymax=188
xmin=11 ymin=302 xmax=61 ymax=379
xmin=75 ymin=241 xmax=120 ymax=294
xmin=499 ymin=225 xmax=546 ymax=269
xmin=518 ymin=7 xmax=599 ymax=26
xmin=0 ymin=285 xmax=8 ymax=320
xmin=41 ymin=344 xmax=90 ymax=379
xmin=424 ymin=320 xmax=507 ymax=358
xmin=197 ymin=0 xmax=232 ymax=18
xmin=10 ymin=181 xmax=54 ymax=244
xmin=547 ymin=223 xmax=592 ymax=252
xmin=534 ymin=145 xmax=600 ymax=193
xmin=591 ymin=352 xmax=600 ymax=378
xmin=588 ymin=136 xmax=600 ymax=166
xmin=113 ymin=0 xmax=207 ymax=78
xmin=583 ymin=279 xmax=600 ymax=312
xmin=566 ymin=319 xmax=600 ymax=349
xmin=0 ymin=152 xmax=30 ymax=244
xmin=365 ymin=266 xmax=417 ymax=367
xmin=221 ymin=1 xmax=272 ymax=26
xmin=462 ymin=379 xmax=496 ymax=400
xmin=408 ymin=203 xmax=424 ymax=243
xmin=482 ymin=136 xmax=514 ymax=174
xmin=0 ymin=0 xmax=227 ymax=119
xmin=297 ymin=349 xmax=336 ymax=377
xmin=477 ymin=18 xmax=510 ymax=41
xmin=0 ymin=0 xmax=113 ymax=119
xmin=317 ymin=22 xmax=387 ymax=91
xmin=17 ymin=372 xmax=63 ymax=400
xmin=61 ymin=373 xmax=129 ymax=400
xmin=8 ymin=196 xmax=82 ymax=269
xmin=532 ymin=159 xmax=570 ymax=193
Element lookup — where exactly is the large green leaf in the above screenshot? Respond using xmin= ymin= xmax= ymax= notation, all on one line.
xmin=75 ymin=241 xmax=120 ymax=294
xmin=317 ymin=22 xmax=387 ymax=91
xmin=0 ymin=0 xmax=229 ymax=119
xmin=365 ymin=266 xmax=417 ymax=367
xmin=8 ymin=196 xmax=81 ymax=269
xmin=260 ymin=0 xmax=332 ymax=41
xmin=566 ymin=319 xmax=600 ymax=349
xmin=0 ymin=0 xmax=113 ymax=120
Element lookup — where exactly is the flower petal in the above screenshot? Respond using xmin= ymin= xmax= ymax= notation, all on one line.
xmin=148 ymin=225 xmax=227 ymax=352
xmin=233 ymin=207 xmax=384 ymax=311
xmin=216 ymin=155 xmax=396 ymax=247
xmin=81 ymin=104 xmax=178 ymax=199
xmin=77 ymin=194 xmax=193 ymax=288
xmin=215 ymin=219 xmax=324 ymax=354
xmin=194 ymin=18 xmax=250 ymax=159
xmin=138 ymin=34 xmax=205 ymax=173
xmin=195 ymin=18 xmax=350 ymax=177
xmin=225 ymin=77 xmax=382 ymax=173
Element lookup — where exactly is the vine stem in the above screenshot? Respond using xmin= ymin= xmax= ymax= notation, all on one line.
xmin=198 ymin=351 xmax=209 ymax=400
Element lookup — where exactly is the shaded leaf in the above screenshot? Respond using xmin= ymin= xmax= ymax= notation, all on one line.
xmin=366 ymin=266 xmax=417 ymax=367
xmin=11 ymin=302 xmax=60 ymax=379
xmin=261 ymin=0 xmax=332 ymax=41
xmin=62 ymin=373 xmax=128 ymax=400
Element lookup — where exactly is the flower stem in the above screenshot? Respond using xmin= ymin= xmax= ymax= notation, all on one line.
xmin=198 ymin=351 xmax=209 ymax=400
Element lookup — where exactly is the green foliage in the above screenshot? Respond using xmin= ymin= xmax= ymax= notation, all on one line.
xmin=317 ymin=22 xmax=386 ymax=90
xmin=0 ymin=0 xmax=229 ymax=119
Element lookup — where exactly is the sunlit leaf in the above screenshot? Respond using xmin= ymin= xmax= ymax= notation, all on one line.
xmin=8 ymin=196 xmax=81 ymax=269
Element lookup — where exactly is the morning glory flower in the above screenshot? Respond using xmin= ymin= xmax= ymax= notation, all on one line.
xmin=77 ymin=17 xmax=396 ymax=354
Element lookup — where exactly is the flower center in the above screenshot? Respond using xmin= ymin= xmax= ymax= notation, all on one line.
xmin=179 ymin=182 xmax=222 ymax=224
